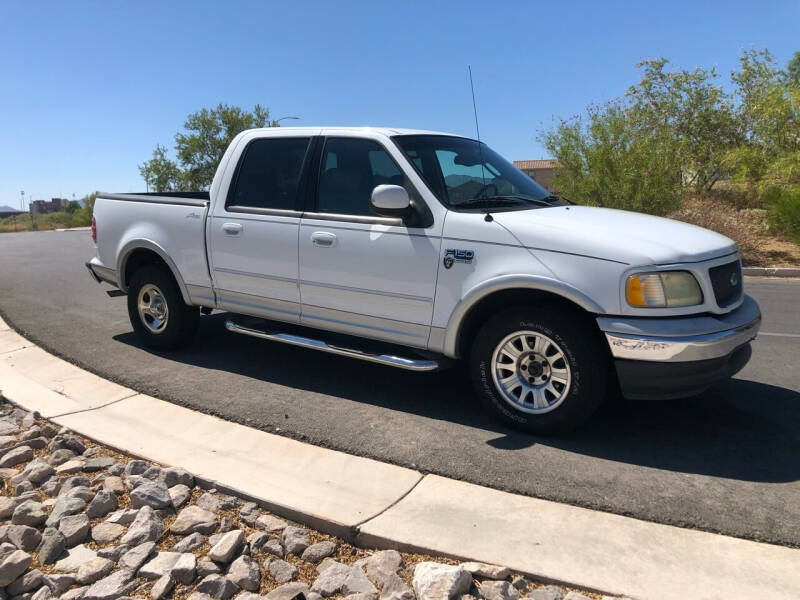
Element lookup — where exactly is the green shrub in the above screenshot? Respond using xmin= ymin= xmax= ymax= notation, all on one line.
xmin=767 ymin=187 xmax=800 ymax=243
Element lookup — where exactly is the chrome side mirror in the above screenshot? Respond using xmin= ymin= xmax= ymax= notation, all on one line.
xmin=370 ymin=185 xmax=412 ymax=218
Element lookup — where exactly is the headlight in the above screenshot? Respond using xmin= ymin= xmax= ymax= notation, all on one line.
xmin=626 ymin=271 xmax=703 ymax=308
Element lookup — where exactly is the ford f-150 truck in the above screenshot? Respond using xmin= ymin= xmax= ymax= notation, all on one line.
xmin=86 ymin=127 xmax=761 ymax=433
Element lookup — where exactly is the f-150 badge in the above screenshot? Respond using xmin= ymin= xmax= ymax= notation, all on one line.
xmin=443 ymin=248 xmax=475 ymax=269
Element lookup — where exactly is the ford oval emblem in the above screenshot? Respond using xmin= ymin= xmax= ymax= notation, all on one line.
xmin=730 ymin=271 xmax=739 ymax=286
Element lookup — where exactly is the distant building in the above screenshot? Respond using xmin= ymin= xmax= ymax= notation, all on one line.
xmin=0 ymin=205 xmax=25 ymax=218
xmin=30 ymin=198 xmax=69 ymax=214
xmin=514 ymin=159 xmax=558 ymax=191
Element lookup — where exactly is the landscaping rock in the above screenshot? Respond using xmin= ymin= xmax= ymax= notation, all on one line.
xmin=63 ymin=485 xmax=95 ymax=503
xmin=262 ymin=538 xmax=284 ymax=558
xmin=59 ymin=514 xmax=90 ymax=547
xmin=208 ymin=529 xmax=244 ymax=563
xmin=59 ymin=475 xmax=91 ymax=495
xmin=302 ymin=541 xmax=336 ymax=564
xmin=49 ymin=434 xmax=85 ymax=455
xmin=119 ymin=506 xmax=163 ymax=545
xmin=380 ymin=573 xmax=414 ymax=600
xmin=227 ymin=554 xmax=260 ymax=591
xmin=97 ymin=544 xmax=128 ymax=562
xmin=461 ymin=563 xmax=510 ymax=581
xmin=11 ymin=501 xmax=46 ymax=527
xmin=142 ymin=466 xmax=163 ymax=481
xmin=530 ymin=587 xmax=564 ymax=600
xmin=140 ymin=552 xmax=182 ymax=580
xmin=356 ymin=550 xmax=403 ymax=588
xmin=413 ymin=563 xmax=471 ymax=600
xmin=76 ymin=557 xmax=115 ymax=585
xmin=23 ymin=462 xmax=54 ymax=485
xmin=44 ymin=573 xmax=76 ymax=596
xmin=478 ymin=581 xmax=519 ymax=600
xmin=511 ymin=578 xmax=528 ymax=591
xmin=161 ymin=467 xmax=194 ymax=488
xmin=130 ymin=481 xmax=171 ymax=509
xmin=81 ymin=569 xmax=136 ymax=600
xmin=45 ymin=496 xmax=86 ymax=528
xmin=62 ymin=585 xmax=90 ymax=600
xmin=311 ymin=562 xmax=378 ymax=598
xmin=125 ymin=460 xmax=149 ymax=475
xmin=84 ymin=457 xmax=115 ymax=472
xmin=0 ymin=446 xmax=32 ymax=468
xmin=56 ymin=459 xmax=87 ymax=475
xmin=91 ymin=522 xmax=125 ymax=544
xmin=269 ymin=559 xmax=299 ymax=584
xmin=0 ymin=550 xmax=33 ymax=586
xmin=171 ymin=552 xmax=197 ymax=584
xmin=53 ymin=544 xmax=97 ymax=572
xmin=7 ymin=525 xmax=42 ymax=552
xmin=150 ymin=573 xmax=174 ymax=600
xmin=196 ymin=492 xmax=220 ymax=513
xmin=46 ymin=449 xmax=75 ymax=466
xmin=0 ymin=497 xmax=17 ymax=519
xmin=86 ymin=490 xmax=117 ymax=519
xmin=171 ymin=505 xmax=217 ymax=535
xmin=7 ymin=567 xmax=43 ymax=595
xmin=168 ymin=484 xmax=191 ymax=509
xmin=102 ymin=476 xmax=125 ymax=495
xmin=281 ymin=526 xmax=309 ymax=555
xmin=37 ymin=528 xmax=66 ymax=564
xmin=266 ymin=582 xmax=311 ymax=600
xmin=119 ymin=541 xmax=157 ymax=572
xmin=239 ymin=503 xmax=258 ymax=526
xmin=197 ymin=559 xmax=222 ymax=578
xmin=104 ymin=509 xmax=138 ymax=525
xmin=255 ymin=514 xmax=288 ymax=532
xmin=172 ymin=532 xmax=204 ymax=553
xmin=195 ymin=574 xmax=239 ymax=600
xmin=246 ymin=531 xmax=269 ymax=553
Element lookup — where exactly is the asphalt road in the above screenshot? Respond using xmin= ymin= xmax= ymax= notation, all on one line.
xmin=1 ymin=230 xmax=799 ymax=547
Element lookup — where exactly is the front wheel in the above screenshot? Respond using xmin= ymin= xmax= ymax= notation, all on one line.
xmin=470 ymin=306 xmax=608 ymax=434
xmin=127 ymin=265 xmax=199 ymax=350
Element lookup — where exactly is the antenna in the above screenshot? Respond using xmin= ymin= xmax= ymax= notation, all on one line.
xmin=468 ymin=66 xmax=488 ymax=199
xmin=469 ymin=67 xmax=492 ymax=219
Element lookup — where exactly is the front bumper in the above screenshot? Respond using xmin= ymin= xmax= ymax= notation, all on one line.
xmin=597 ymin=295 xmax=761 ymax=399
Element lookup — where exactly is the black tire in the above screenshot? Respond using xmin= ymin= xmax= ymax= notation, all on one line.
xmin=470 ymin=305 xmax=608 ymax=434
xmin=126 ymin=265 xmax=199 ymax=350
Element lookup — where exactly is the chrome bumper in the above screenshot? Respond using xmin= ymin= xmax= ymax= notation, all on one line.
xmin=598 ymin=295 xmax=761 ymax=362
xmin=86 ymin=258 xmax=119 ymax=287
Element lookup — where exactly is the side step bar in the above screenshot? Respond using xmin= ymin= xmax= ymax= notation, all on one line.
xmin=225 ymin=320 xmax=441 ymax=372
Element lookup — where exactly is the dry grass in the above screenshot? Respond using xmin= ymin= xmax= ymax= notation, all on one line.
xmin=670 ymin=196 xmax=800 ymax=266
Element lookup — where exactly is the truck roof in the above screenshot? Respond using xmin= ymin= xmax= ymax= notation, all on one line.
xmin=246 ymin=126 xmax=468 ymax=138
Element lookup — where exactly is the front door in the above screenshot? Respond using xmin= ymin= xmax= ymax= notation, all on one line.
xmin=209 ymin=135 xmax=313 ymax=323
xmin=298 ymin=136 xmax=440 ymax=348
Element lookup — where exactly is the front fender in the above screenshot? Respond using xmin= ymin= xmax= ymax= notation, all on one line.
xmin=440 ymin=274 xmax=603 ymax=358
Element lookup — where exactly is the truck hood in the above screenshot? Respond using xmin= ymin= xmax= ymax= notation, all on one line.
xmin=492 ymin=205 xmax=737 ymax=265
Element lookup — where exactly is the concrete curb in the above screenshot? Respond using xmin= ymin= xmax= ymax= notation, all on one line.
xmin=1 ymin=316 xmax=799 ymax=600
xmin=743 ymin=266 xmax=800 ymax=277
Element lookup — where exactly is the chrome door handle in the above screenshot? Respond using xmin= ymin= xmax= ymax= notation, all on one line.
xmin=222 ymin=223 xmax=243 ymax=236
xmin=311 ymin=232 xmax=337 ymax=247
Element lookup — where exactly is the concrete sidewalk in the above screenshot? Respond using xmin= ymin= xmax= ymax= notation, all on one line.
xmin=1 ymin=317 xmax=798 ymax=600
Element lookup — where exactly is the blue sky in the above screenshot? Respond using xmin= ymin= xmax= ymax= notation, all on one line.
xmin=1 ymin=1 xmax=798 ymax=207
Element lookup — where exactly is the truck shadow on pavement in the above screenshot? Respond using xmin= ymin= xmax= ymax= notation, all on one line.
xmin=112 ymin=313 xmax=800 ymax=485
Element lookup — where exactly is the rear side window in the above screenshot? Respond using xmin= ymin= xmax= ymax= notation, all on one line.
xmin=318 ymin=138 xmax=410 ymax=216
xmin=228 ymin=137 xmax=311 ymax=211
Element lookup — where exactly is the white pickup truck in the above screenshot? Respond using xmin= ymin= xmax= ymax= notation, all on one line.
xmin=87 ymin=127 xmax=761 ymax=433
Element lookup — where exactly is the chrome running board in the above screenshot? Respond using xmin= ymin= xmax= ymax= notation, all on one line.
xmin=225 ymin=320 xmax=441 ymax=372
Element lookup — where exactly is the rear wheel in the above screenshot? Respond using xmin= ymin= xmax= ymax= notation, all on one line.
xmin=127 ymin=265 xmax=199 ymax=350
xmin=470 ymin=306 xmax=608 ymax=434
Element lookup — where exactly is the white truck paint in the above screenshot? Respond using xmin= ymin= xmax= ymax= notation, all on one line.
xmin=87 ymin=127 xmax=761 ymax=433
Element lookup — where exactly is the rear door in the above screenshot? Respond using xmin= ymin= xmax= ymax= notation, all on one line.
xmin=208 ymin=134 xmax=314 ymax=322
xmin=298 ymin=134 xmax=441 ymax=348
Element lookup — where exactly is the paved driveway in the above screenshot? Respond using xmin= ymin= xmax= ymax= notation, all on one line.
xmin=1 ymin=230 xmax=798 ymax=546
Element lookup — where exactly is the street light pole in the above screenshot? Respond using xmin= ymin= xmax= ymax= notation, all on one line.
xmin=20 ymin=190 xmax=24 ymax=211
xmin=273 ymin=116 xmax=300 ymax=127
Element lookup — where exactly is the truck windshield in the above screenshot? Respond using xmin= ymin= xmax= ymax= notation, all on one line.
xmin=392 ymin=135 xmax=557 ymax=210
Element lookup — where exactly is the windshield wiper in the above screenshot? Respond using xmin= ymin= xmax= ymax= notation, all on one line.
xmin=479 ymin=195 xmax=559 ymax=207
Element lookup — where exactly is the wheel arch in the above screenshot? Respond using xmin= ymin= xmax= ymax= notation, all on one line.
xmin=443 ymin=275 xmax=605 ymax=359
xmin=117 ymin=240 xmax=192 ymax=304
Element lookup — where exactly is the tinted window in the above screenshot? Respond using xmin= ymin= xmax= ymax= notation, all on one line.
xmin=318 ymin=138 xmax=409 ymax=216
xmin=228 ymin=137 xmax=310 ymax=211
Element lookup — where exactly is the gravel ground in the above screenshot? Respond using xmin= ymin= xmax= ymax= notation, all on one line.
xmin=0 ymin=398 xmax=620 ymax=600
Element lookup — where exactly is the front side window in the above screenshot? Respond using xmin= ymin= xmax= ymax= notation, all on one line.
xmin=228 ymin=137 xmax=311 ymax=211
xmin=394 ymin=135 xmax=556 ymax=211
xmin=318 ymin=138 xmax=410 ymax=216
